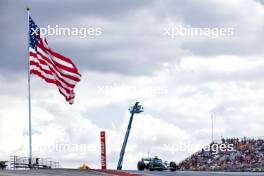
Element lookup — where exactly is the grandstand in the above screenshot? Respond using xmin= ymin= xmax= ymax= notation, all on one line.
xmin=178 ymin=137 xmax=264 ymax=172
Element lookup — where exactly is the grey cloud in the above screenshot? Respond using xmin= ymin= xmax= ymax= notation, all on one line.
xmin=255 ymin=0 xmax=264 ymax=5
xmin=1 ymin=0 xmax=263 ymax=76
xmin=181 ymin=34 xmax=264 ymax=57
xmin=170 ymin=64 xmax=264 ymax=86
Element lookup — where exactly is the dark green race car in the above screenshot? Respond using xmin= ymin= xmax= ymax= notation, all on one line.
xmin=137 ymin=156 xmax=177 ymax=171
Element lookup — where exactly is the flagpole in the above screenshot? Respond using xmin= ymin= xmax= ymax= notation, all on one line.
xmin=26 ymin=7 xmax=32 ymax=168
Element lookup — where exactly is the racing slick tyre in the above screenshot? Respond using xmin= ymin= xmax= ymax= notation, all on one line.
xmin=169 ymin=161 xmax=177 ymax=171
xmin=149 ymin=164 xmax=154 ymax=171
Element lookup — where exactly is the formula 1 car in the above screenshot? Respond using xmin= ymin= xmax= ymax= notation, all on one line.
xmin=137 ymin=156 xmax=177 ymax=171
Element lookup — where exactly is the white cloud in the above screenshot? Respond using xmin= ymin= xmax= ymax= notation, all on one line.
xmin=2 ymin=49 xmax=264 ymax=168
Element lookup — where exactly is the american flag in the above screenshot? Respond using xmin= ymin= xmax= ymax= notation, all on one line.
xmin=29 ymin=16 xmax=81 ymax=104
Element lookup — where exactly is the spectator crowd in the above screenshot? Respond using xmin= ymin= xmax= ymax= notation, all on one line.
xmin=178 ymin=137 xmax=264 ymax=171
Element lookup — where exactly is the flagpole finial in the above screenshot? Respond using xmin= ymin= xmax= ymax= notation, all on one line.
xmin=26 ymin=7 xmax=30 ymax=11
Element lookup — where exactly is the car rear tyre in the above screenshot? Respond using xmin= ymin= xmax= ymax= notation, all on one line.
xmin=169 ymin=161 xmax=177 ymax=171
xmin=149 ymin=164 xmax=154 ymax=171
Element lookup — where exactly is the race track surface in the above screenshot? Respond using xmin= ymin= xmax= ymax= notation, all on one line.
xmin=0 ymin=169 xmax=264 ymax=176
xmin=129 ymin=170 xmax=264 ymax=176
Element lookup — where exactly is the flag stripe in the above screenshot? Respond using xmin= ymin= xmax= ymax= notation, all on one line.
xmin=30 ymin=60 xmax=75 ymax=89
xmin=30 ymin=57 xmax=76 ymax=88
xmin=30 ymin=64 xmax=73 ymax=94
xmin=39 ymin=37 xmax=78 ymax=70
xmin=36 ymin=44 xmax=80 ymax=76
xmin=30 ymin=69 xmax=74 ymax=101
xmin=38 ymin=39 xmax=80 ymax=74
xmin=30 ymin=53 xmax=79 ymax=86
xmin=30 ymin=48 xmax=80 ymax=81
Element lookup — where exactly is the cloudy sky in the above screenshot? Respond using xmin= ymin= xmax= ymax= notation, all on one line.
xmin=0 ymin=0 xmax=264 ymax=169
